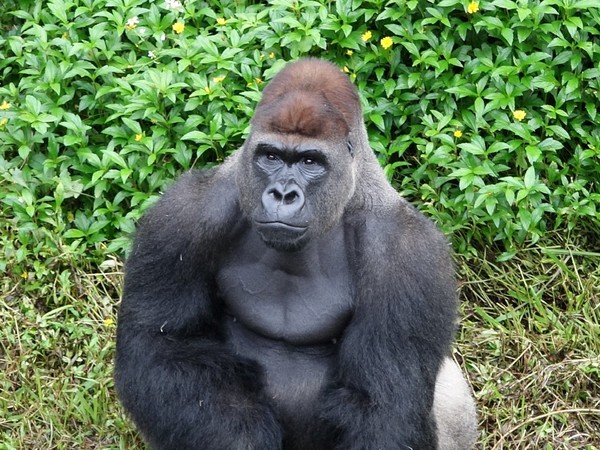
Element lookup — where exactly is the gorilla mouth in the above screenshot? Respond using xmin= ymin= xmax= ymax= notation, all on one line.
xmin=255 ymin=221 xmax=308 ymax=236
xmin=255 ymin=220 xmax=307 ymax=229
xmin=254 ymin=221 xmax=309 ymax=250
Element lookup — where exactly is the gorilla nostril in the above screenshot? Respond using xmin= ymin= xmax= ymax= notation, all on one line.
xmin=269 ymin=188 xmax=283 ymax=202
xmin=283 ymin=191 xmax=298 ymax=204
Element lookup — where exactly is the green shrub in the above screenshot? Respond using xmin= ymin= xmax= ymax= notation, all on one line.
xmin=1 ymin=0 xmax=599 ymax=272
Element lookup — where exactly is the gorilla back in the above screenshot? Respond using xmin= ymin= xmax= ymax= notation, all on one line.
xmin=115 ymin=58 xmax=478 ymax=450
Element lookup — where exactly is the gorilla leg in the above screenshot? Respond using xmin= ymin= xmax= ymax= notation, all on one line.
xmin=433 ymin=358 xmax=478 ymax=450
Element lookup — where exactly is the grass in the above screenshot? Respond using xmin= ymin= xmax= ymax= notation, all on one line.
xmin=458 ymin=232 xmax=600 ymax=449
xmin=1 ymin=233 xmax=598 ymax=449
xmin=0 ymin=257 xmax=143 ymax=449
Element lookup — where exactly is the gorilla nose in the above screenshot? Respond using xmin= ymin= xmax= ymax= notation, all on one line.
xmin=270 ymin=187 xmax=299 ymax=205
xmin=262 ymin=182 xmax=305 ymax=218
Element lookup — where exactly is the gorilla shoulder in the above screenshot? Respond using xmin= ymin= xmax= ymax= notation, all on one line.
xmin=132 ymin=163 xmax=241 ymax=259
xmin=351 ymin=194 xmax=456 ymax=295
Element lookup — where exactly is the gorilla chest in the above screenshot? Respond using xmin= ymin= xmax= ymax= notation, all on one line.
xmin=216 ymin=236 xmax=354 ymax=346
xmin=218 ymin=251 xmax=352 ymax=345
xmin=216 ymin=230 xmax=354 ymax=428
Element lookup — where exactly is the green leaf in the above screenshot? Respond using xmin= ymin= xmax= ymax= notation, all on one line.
xmin=474 ymin=97 xmax=485 ymax=117
xmin=517 ymin=7 xmax=532 ymax=21
xmin=524 ymin=166 xmax=536 ymax=189
xmin=437 ymin=0 xmax=461 ymax=6
xmin=547 ymin=125 xmax=570 ymax=140
xmin=103 ymin=150 xmax=127 ymax=169
xmin=48 ymin=0 xmax=68 ymax=23
xmin=18 ymin=146 xmax=31 ymax=160
xmin=64 ymin=229 xmax=86 ymax=238
xmin=459 ymin=173 xmax=475 ymax=190
xmin=526 ymin=145 xmax=541 ymax=163
xmin=63 ymin=135 xmax=81 ymax=146
xmin=122 ymin=117 xmax=141 ymax=135
xmin=451 ymin=168 xmax=473 ymax=178
xmin=585 ymin=103 xmax=597 ymax=121
xmin=505 ymin=189 xmax=515 ymax=206
xmin=458 ymin=141 xmax=486 ymax=155
xmin=501 ymin=27 xmax=514 ymax=46
xmin=538 ymin=138 xmax=563 ymax=151
xmin=181 ymin=131 xmax=209 ymax=142
xmin=518 ymin=208 xmax=532 ymax=231
xmin=370 ymin=114 xmax=385 ymax=131
xmin=572 ymin=0 xmax=600 ymax=7
xmin=400 ymin=42 xmax=420 ymax=57
xmin=492 ymin=0 xmax=518 ymax=9
xmin=25 ymin=95 xmax=43 ymax=115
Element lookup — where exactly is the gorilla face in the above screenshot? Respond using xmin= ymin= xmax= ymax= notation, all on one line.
xmin=235 ymin=59 xmax=362 ymax=252
xmin=250 ymin=140 xmax=329 ymax=251
xmin=238 ymin=130 xmax=356 ymax=252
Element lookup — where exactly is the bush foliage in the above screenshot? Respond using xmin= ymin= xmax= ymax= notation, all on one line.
xmin=1 ymin=0 xmax=599 ymax=271
xmin=2 ymin=2 xmax=599 ymax=448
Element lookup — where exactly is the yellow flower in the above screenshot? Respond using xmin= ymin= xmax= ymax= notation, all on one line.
xmin=0 ymin=118 xmax=7 ymax=127
xmin=62 ymin=32 xmax=69 ymax=38
xmin=135 ymin=133 xmax=143 ymax=141
xmin=255 ymin=78 xmax=263 ymax=85
xmin=380 ymin=37 xmax=393 ymax=50
xmin=346 ymin=50 xmax=353 ymax=56
xmin=213 ymin=76 xmax=226 ymax=83
xmin=269 ymin=52 xmax=275 ymax=59
xmin=513 ymin=109 xmax=526 ymax=121
xmin=172 ymin=21 xmax=185 ymax=34
xmin=21 ymin=271 xmax=28 ymax=279
xmin=361 ymin=30 xmax=372 ymax=42
xmin=467 ymin=2 xmax=479 ymax=14
xmin=453 ymin=129 xmax=463 ymax=138
xmin=216 ymin=18 xmax=226 ymax=26
xmin=204 ymin=86 xmax=211 ymax=94
xmin=103 ymin=317 xmax=115 ymax=326
xmin=342 ymin=66 xmax=350 ymax=73
xmin=0 ymin=100 xmax=11 ymax=110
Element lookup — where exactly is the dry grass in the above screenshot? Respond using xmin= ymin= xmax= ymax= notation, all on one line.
xmin=458 ymin=236 xmax=600 ymax=449
xmin=1 ymin=238 xmax=599 ymax=449
xmin=0 ymin=257 xmax=144 ymax=449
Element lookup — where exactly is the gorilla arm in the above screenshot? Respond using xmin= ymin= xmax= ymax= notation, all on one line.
xmin=114 ymin=164 xmax=282 ymax=450
xmin=322 ymin=202 xmax=458 ymax=449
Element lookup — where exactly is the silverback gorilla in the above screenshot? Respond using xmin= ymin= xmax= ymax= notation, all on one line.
xmin=115 ymin=58 xmax=478 ymax=449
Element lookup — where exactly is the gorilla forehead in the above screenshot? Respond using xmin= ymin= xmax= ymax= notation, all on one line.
xmin=250 ymin=58 xmax=362 ymax=139
xmin=253 ymin=90 xmax=349 ymax=138
xmin=258 ymin=59 xmax=360 ymax=119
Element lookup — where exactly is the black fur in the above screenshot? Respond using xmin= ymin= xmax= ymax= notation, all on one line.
xmin=115 ymin=59 xmax=459 ymax=450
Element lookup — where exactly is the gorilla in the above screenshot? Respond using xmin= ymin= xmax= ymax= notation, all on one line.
xmin=115 ymin=58 xmax=478 ymax=450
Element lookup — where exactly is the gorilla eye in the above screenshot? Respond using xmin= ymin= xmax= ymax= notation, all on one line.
xmin=266 ymin=153 xmax=278 ymax=161
xmin=303 ymin=157 xmax=316 ymax=165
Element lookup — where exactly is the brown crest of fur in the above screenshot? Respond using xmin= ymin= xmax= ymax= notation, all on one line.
xmin=251 ymin=58 xmax=361 ymax=138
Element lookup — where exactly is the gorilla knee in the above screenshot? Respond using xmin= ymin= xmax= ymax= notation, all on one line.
xmin=433 ymin=358 xmax=478 ymax=450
